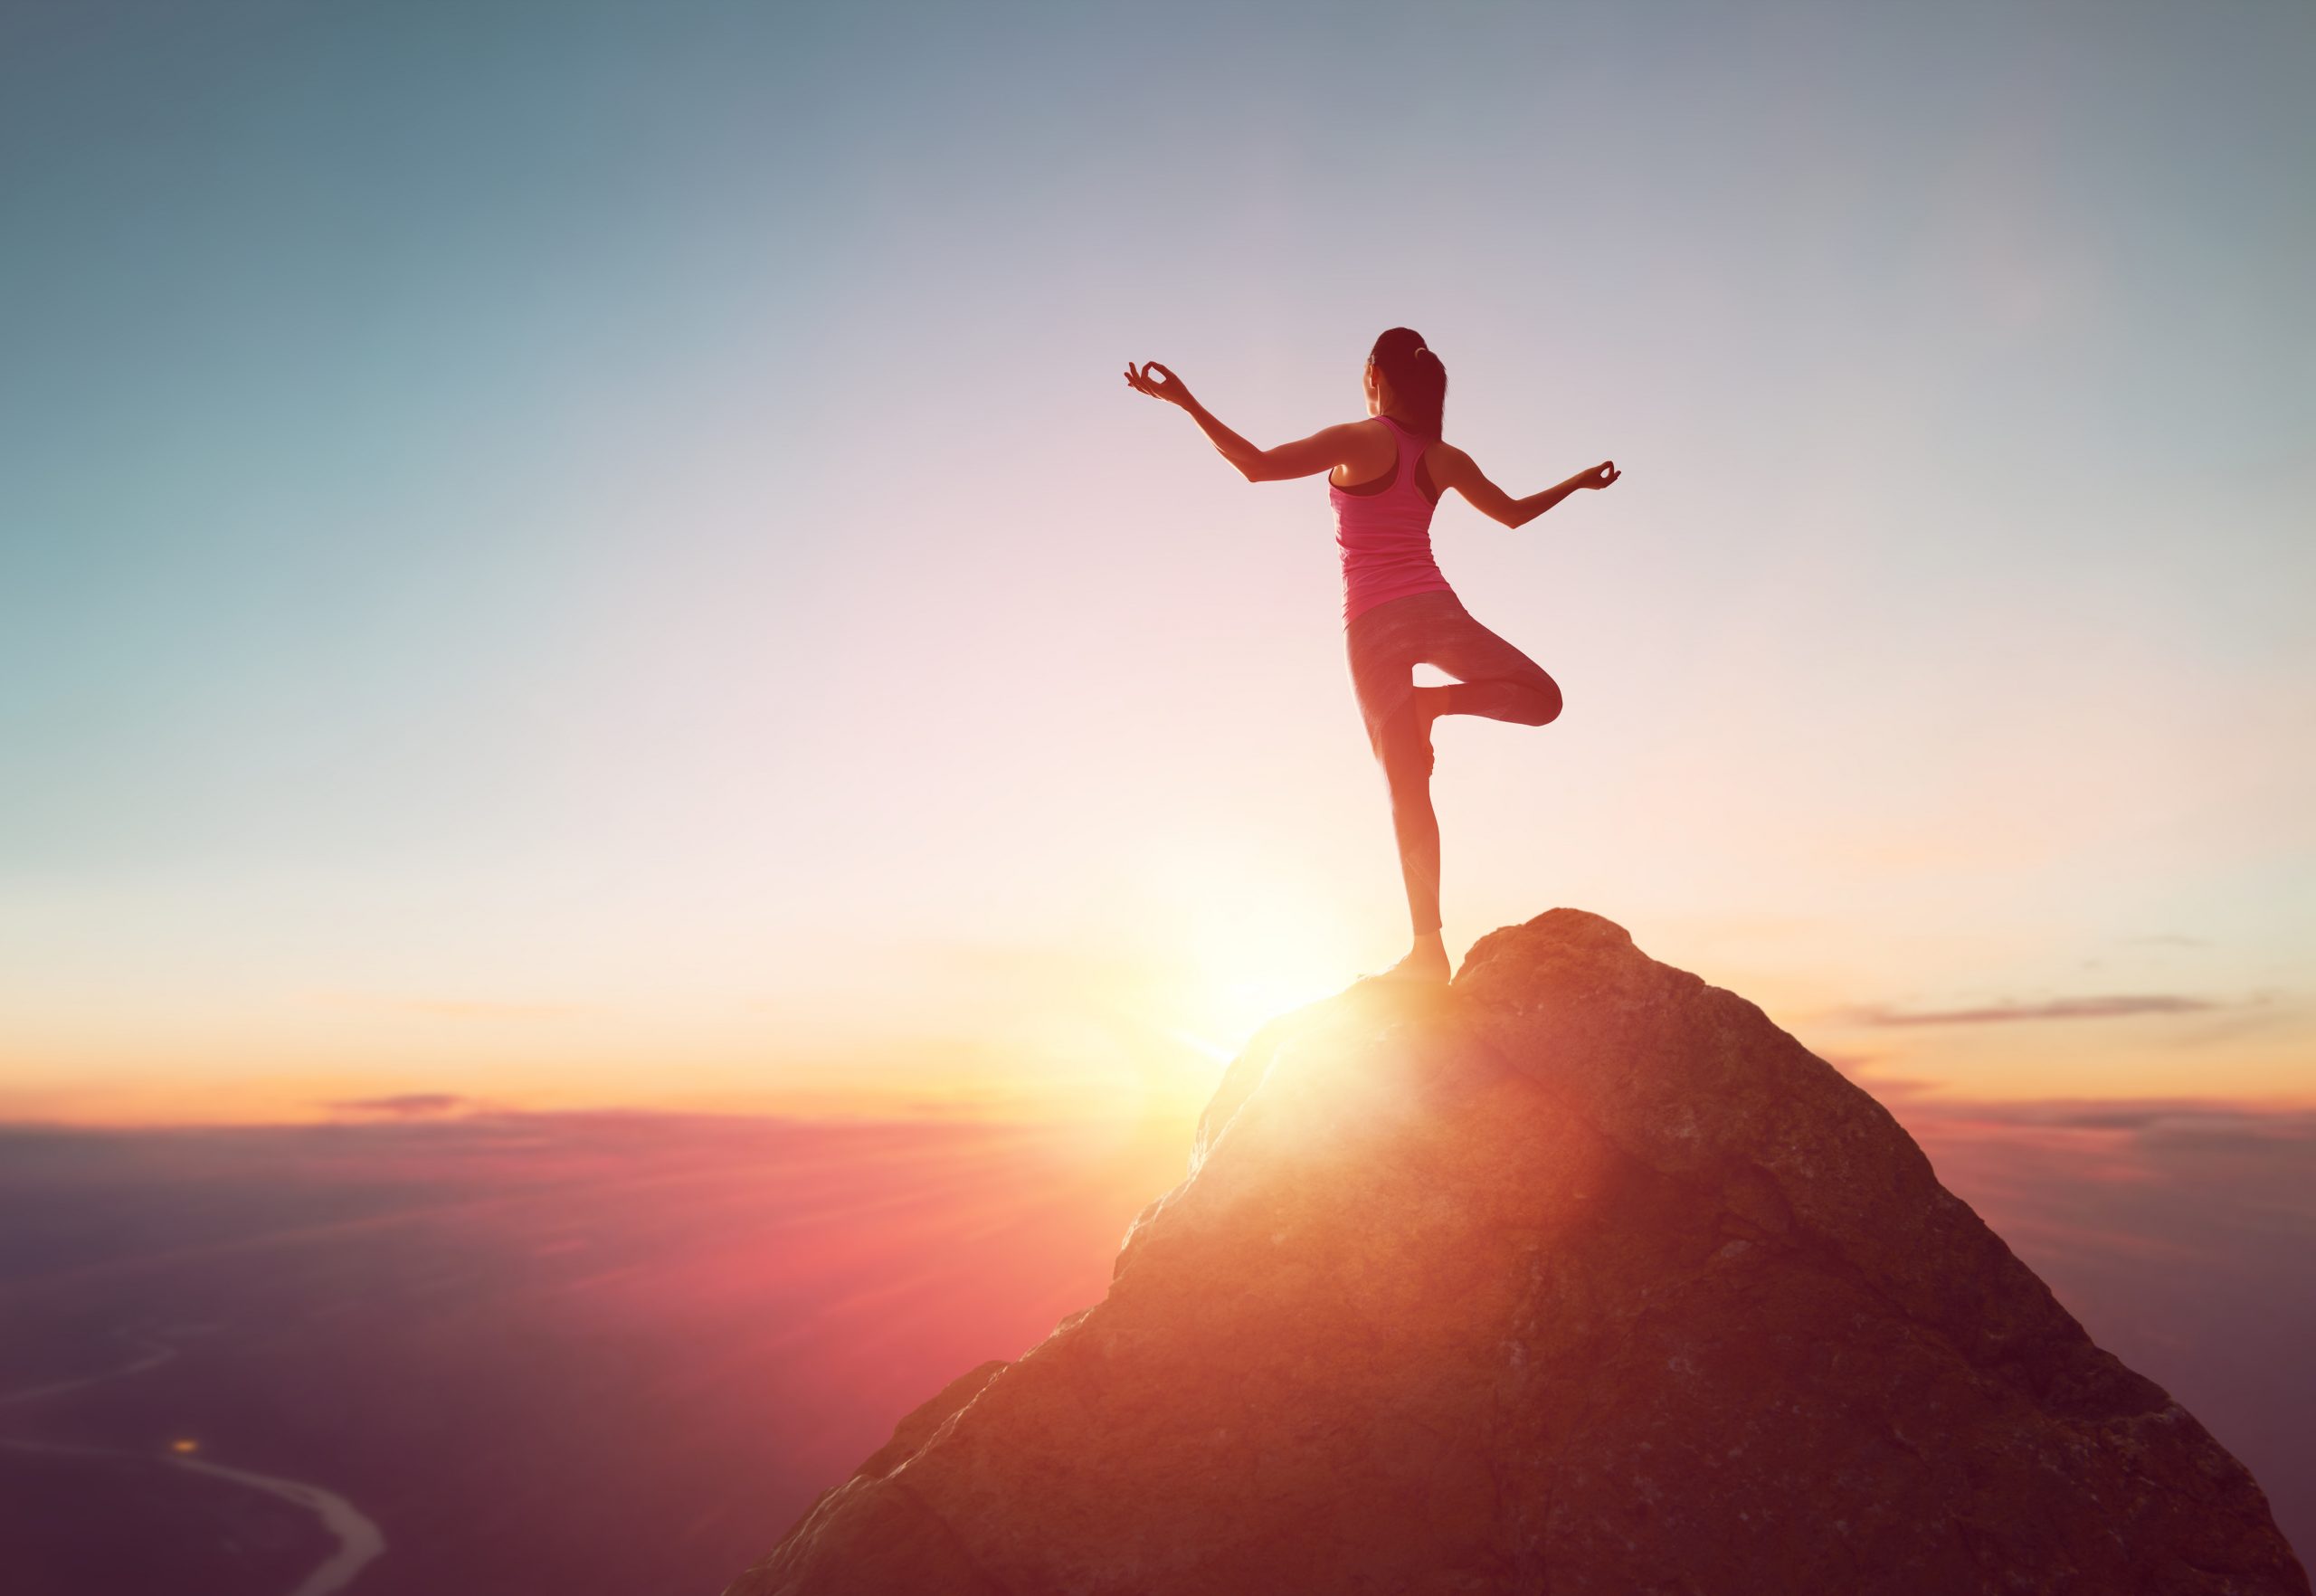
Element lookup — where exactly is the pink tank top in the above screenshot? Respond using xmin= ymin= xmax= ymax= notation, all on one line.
xmin=1329 ymin=414 xmax=1456 ymax=626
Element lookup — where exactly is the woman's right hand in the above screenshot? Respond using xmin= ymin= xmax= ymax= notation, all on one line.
xmin=1579 ymin=460 xmax=1620 ymax=489
xmin=1123 ymin=360 xmax=1194 ymax=408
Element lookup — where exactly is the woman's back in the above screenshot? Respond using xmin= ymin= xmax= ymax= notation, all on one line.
xmin=1329 ymin=414 xmax=1456 ymax=625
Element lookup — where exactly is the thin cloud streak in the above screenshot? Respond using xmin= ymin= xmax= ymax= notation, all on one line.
xmin=1854 ymin=994 xmax=2221 ymax=1027
xmin=325 ymin=1093 xmax=476 ymax=1118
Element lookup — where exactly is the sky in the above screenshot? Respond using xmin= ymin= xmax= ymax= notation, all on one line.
xmin=2 ymin=0 xmax=2311 ymax=1124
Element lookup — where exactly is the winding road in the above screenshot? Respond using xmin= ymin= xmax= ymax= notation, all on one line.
xmin=0 ymin=1334 xmax=386 ymax=1596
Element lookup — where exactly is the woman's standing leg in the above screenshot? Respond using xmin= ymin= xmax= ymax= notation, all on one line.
xmin=1347 ymin=595 xmax=1456 ymax=974
xmin=1374 ymin=698 xmax=1443 ymax=936
xmin=1369 ymin=597 xmax=1559 ymax=967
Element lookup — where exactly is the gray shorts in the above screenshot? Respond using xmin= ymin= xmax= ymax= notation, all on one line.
xmin=1344 ymin=589 xmax=1558 ymax=762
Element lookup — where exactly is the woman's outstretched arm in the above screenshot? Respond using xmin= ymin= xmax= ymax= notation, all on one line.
xmin=1433 ymin=447 xmax=1620 ymax=528
xmin=1123 ymin=359 xmax=1357 ymax=483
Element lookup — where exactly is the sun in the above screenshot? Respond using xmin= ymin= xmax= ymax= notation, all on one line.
xmin=1163 ymin=893 xmax=1362 ymax=1064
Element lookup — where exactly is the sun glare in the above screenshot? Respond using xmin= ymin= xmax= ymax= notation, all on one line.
xmin=1169 ymin=895 xmax=1358 ymax=1064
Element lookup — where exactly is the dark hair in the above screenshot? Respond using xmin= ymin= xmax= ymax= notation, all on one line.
xmin=1369 ymin=327 xmax=1446 ymax=439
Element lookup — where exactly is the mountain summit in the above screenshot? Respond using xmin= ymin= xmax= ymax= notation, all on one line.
xmin=726 ymin=908 xmax=2308 ymax=1595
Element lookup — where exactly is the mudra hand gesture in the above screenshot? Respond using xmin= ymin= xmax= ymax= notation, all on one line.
xmin=1123 ymin=360 xmax=1193 ymax=408
xmin=1580 ymin=461 xmax=1620 ymax=489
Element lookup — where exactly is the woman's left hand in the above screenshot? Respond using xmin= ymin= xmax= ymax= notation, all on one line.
xmin=1123 ymin=360 xmax=1194 ymax=408
xmin=1580 ymin=460 xmax=1620 ymax=489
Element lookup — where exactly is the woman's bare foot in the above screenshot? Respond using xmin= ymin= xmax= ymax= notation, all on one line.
xmin=1375 ymin=931 xmax=1451 ymax=985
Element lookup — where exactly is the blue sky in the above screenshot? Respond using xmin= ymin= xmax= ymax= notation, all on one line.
xmin=2 ymin=0 xmax=2311 ymax=1119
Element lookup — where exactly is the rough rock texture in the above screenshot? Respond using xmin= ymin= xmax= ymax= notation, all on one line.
xmin=727 ymin=909 xmax=2310 ymax=1596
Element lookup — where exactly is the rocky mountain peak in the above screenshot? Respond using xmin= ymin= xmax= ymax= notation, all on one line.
xmin=728 ymin=908 xmax=2309 ymax=1595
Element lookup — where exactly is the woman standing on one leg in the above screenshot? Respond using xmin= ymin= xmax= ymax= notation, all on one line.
xmin=1123 ymin=328 xmax=1620 ymax=984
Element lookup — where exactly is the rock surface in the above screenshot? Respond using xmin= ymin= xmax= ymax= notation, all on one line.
xmin=726 ymin=909 xmax=2310 ymax=1595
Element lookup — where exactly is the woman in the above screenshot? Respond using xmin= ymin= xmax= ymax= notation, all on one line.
xmin=1123 ymin=327 xmax=1619 ymax=985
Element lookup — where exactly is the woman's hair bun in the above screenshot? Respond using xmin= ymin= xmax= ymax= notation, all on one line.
xmin=1370 ymin=327 xmax=1447 ymax=436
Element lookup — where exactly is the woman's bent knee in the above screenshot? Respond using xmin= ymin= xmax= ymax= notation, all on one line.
xmin=1524 ymin=679 xmax=1563 ymax=727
